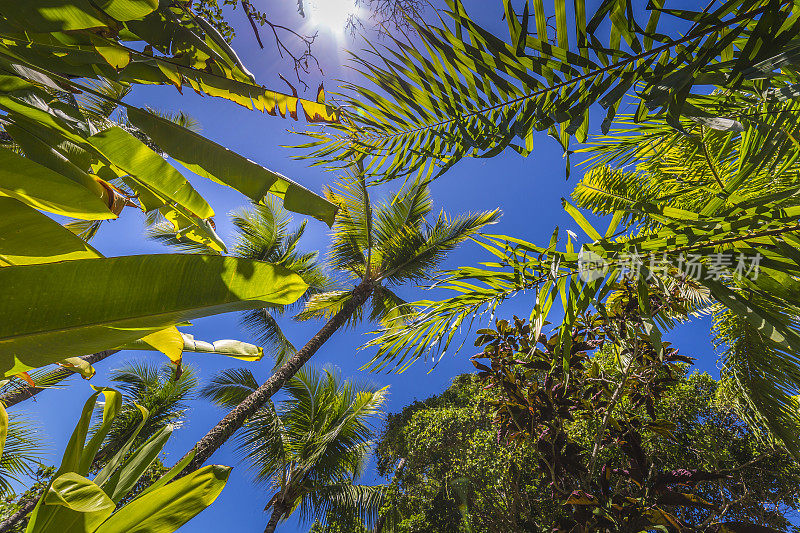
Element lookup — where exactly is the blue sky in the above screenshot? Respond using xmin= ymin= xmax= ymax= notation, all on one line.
xmin=11 ymin=1 xmax=719 ymax=531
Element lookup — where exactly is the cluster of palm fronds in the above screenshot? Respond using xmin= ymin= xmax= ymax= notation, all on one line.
xmin=294 ymin=0 xmax=800 ymax=461
xmin=297 ymin=0 xmax=800 ymax=182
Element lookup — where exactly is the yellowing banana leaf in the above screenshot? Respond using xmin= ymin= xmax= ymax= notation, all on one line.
xmin=159 ymin=204 xmax=226 ymax=253
xmin=138 ymin=326 xmax=183 ymax=363
xmin=0 ymin=147 xmax=114 ymax=219
xmin=93 ymin=464 xmax=229 ymax=533
xmin=0 ymin=194 xmax=101 ymax=266
xmin=113 ymin=173 xmax=226 ymax=253
xmin=88 ymin=126 xmax=213 ymax=220
xmin=122 ymin=332 xmax=264 ymax=361
xmin=127 ymin=107 xmax=338 ymax=226
xmin=57 ymin=357 xmax=96 ymax=379
xmin=0 ymin=255 xmax=307 ymax=376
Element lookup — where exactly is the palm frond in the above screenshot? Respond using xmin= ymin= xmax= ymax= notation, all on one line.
xmin=78 ymin=79 xmax=131 ymax=123
xmin=0 ymin=415 xmax=43 ymax=495
xmin=96 ymin=361 xmax=197 ymax=459
xmin=214 ymin=365 xmax=386 ymax=524
xmin=295 ymin=291 xmax=364 ymax=327
xmin=376 ymin=207 xmax=501 ymax=285
xmin=297 ymin=0 xmax=800 ymax=182
xmin=239 ymin=309 xmax=297 ymax=367
xmin=325 ymin=178 xmax=373 ymax=281
xmin=302 ymin=482 xmax=388 ymax=530
xmin=63 ymin=219 xmax=103 ymax=242
xmin=200 ymin=367 xmax=261 ymax=409
xmin=141 ymin=106 xmax=201 ymax=133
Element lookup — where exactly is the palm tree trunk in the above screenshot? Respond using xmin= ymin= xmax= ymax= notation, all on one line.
xmin=263 ymin=503 xmax=286 ymax=533
xmin=0 ymin=350 xmax=119 ymax=409
xmin=176 ymin=281 xmax=373 ymax=477
xmin=0 ymin=494 xmax=38 ymax=532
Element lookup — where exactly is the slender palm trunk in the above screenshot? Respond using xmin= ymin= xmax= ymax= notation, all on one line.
xmin=0 ymin=494 xmax=38 ymax=532
xmin=0 ymin=350 xmax=119 ymax=409
xmin=263 ymin=503 xmax=286 ymax=533
xmin=176 ymin=281 xmax=373 ymax=477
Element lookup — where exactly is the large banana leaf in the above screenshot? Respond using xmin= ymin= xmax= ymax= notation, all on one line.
xmin=0 ymin=255 xmax=307 ymax=375
xmin=127 ymin=107 xmax=338 ymax=226
xmin=4 ymin=0 xmax=159 ymax=31
xmin=0 ymin=195 xmax=101 ymax=266
xmin=0 ymin=147 xmax=113 ymax=220
xmin=88 ymin=126 xmax=214 ymax=220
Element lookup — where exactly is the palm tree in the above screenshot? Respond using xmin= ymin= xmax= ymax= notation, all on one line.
xmin=179 ymin=177 xmax=499 ymax=473
xmin=93 ymin=361 xmax=198 ymax=464
xmin=201 ymin=366 xmax=387 ymax=532
xmin=149 ymin=200 xmax=333 ymax=366
xmin=568 ymin=107 xmax=800 ymax=444
xmin=0 ymin=415 xmax=41 ymax=497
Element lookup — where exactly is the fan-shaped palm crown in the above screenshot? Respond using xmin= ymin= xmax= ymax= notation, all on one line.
xmin=202 ymin=366 xmax=387 ymax=532
xmin=297 ymin=177 xmax=501 ymax=329
xmin=92 ymin=361 xmax=197 ymax=465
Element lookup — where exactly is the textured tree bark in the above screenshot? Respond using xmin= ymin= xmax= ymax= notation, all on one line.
xmin=0 ymin=494 xmax=38 ymax=532
xmin=0 ymin=350 xmax=119 ymax=409
xmin=175 ymin=281 xmax=373 ymax=478
xmin=263 ymin=503 xmax=286 ymax=533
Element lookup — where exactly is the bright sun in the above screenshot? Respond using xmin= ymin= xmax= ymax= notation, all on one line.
xmin=307 ymin=0 xmax=358 ymax=34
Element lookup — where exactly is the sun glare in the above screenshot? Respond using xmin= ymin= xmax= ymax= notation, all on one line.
xmin=307 ymin=0 xmax=358 ymax=34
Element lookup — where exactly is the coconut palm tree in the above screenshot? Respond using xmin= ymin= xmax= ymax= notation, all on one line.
xmin=180 ymin=177 xmax=500 ymax=473
xmin=92 ymin=361 xmax=198 ymax=464
xmin=201 ymin=366 xmax=387 ymax=532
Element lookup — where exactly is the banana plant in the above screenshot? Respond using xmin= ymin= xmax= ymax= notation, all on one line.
xmin=20 ymin=388 xmax=229 ymax=533
xmin=0 ymin=0 xmax=339 ymax=377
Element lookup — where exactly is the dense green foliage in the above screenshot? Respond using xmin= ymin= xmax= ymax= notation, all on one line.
xmin=377 ymin=369 xmax=800 ymax=532
xmin=8 ymin=0 xmax=800 ymax=531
